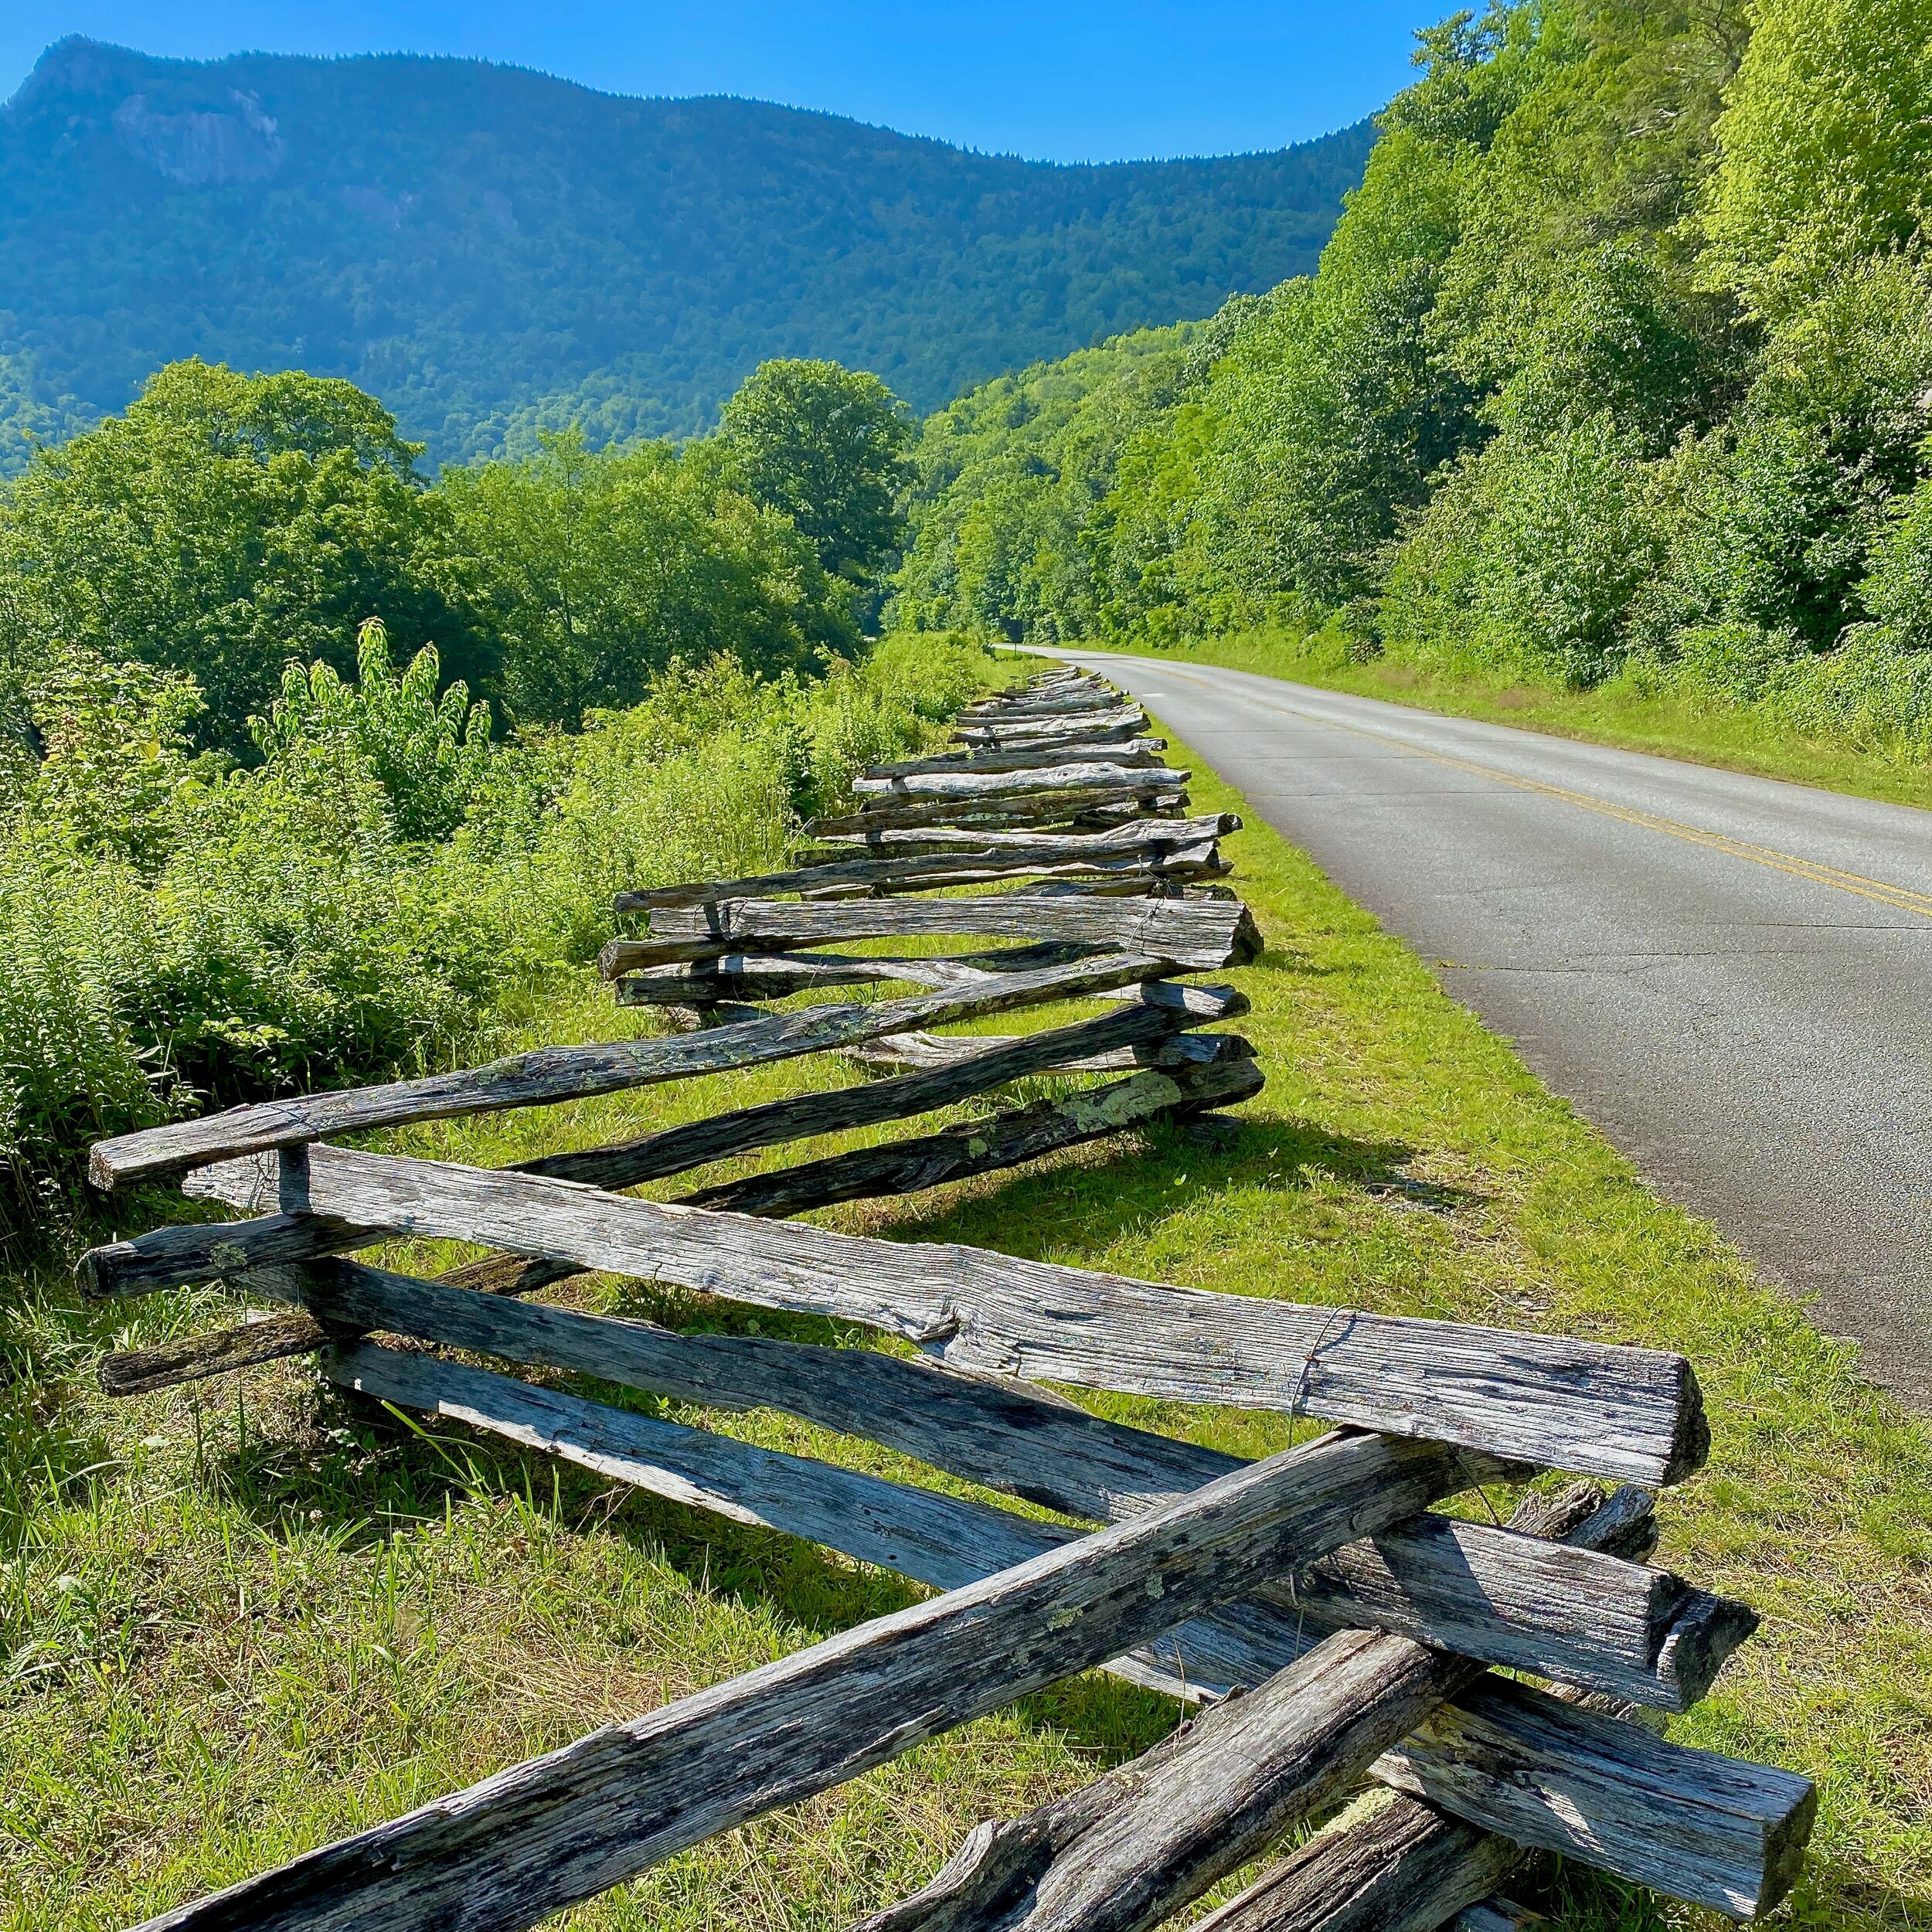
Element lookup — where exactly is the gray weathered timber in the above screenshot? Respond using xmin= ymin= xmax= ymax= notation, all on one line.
xmin=85 ymin=951 xmax=1177 ymax=1190
xmin=1452 ymin=1902 xmax=1545 ymax=1932
xmin=528 ymin=1005 xmax=1234 ymax=1188
xmin=806 ymin=792 xmax=1182 ymax=838
xmin=853 ymin=1628 xmax=1476 ymax=1932
xmin=200 ymin=1261 xmax=1739 ymax=1709
xmin=614 ymin=937 xmax=1157 ymax=1005
xmin=859 ymin=1482 xmax=1767 ymax=1932
xmin=966 ymin=685 xmax=1114 ymax=709
xmin=827 ymin=979 xmax=1250 ymax=1067
xmin=98 ymin=1311 xmax=335 ymax=1396
xmin=611 ymin=839 xmax=1221 ymax=913
xmin=614 ymin=941 xmax=1096 ymax=1006
xmin=597 ymin=895 xmax=1261 ymax=976
xmin=841 ymin=1029 xmax=1240 ymax=1074
xmin=787 ymin=861 xmax=1230 ymax=901
xmin=957 ymin=724 xmax=1150 ymax=757
xmin=327 ymin=1338 xmax=1101 ymax=1594
xmin=958 ymin=719 xmax=1151 ymax=752
xmin=680 ymin=1049 xmax=1264 ymax=1219
xmin=266 ymin=1260 xmax=1253 ymax=1518
xmin=128 ymin=1420 xmax=1461 ymax=1932
xmin=624 ymin=1038 xmax=1257 ymax=1196
xmin=861 ymin=740 xmax=1168 ymax=779
xmin=131 ymin=1004 xmax=1240 ymax=1294
xmin=961 ymin=692 xmax=1122 ymax=722
xmin=1374 ymin=1675 xmax=1815 ymax=1918
xmin=852 ymin=763 xmax=1189 ymax=801
xmin=1166 ymin=1490 xmax=1656 ymax=1932
xmin=849 ymin=784 xmax=1191 ymax=826
xmin=116 ymin=1318 xmax=1778 ymax=1920
xmin=78 ymin=1207 xmax=379 ymax=1302
xmin=1263 ymin=1506 xmax=1754 ymax=1712
xmin=175 ymin=985 xmax=1247 ymax=1203
xmin=145 ymin=1145 xmax=1707 ymax=1484
xmin=1189 ymin=1794 xmax=1524 ymax=1932
xmin=1022 ymin=876 xmax=1233 ymax=902
xmin=804 ymin=813 xmax=1238 ymax=856
xmin=961 ymin=694 xmax=1121 ymax=721
xmin=769 ymin=850 xmax=1226 ymax=903
xmin=957 ymin=706 xmax=1148 ymax=740
xmin=315 ymin=1344 xmax=1277 ymax=1710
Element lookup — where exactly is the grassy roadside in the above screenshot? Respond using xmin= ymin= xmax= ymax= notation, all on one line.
xmin=1097 ymin=631 xmax=1932 ymax=815
xmin=2 ymin=728 xmax=1928 ymax=1929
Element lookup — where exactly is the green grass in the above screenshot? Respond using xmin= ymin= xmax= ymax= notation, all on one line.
xmin=2 ymin=731 xmax=1929 ymax=1928
xmin=1098 ymin=629 xmax=1932 ymax=814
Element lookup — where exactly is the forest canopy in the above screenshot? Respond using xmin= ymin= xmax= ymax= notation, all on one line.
xmin=0 ymin=36 xmax=1372 ymax=472
xmin=889 ymin=0 xmax=1932 ymax=751
xmin=0 ymin=356 xmax=905 ymax=750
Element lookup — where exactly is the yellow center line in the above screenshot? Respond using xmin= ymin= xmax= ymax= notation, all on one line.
xmin=1084 ymin=654 xmax=1932 ymax=923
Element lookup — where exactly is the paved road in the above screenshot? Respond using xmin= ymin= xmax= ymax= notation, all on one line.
xmin=1047 ymin=649 xmax=1932 ymax=1403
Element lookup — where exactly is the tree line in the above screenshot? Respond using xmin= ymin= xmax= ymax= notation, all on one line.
xmin=0 ymin=351 xmax=975 ymax=1243
xmin=890 ymin=0 xmax=1932 ymax=748
xmin=0 ymin=355 xmax=911 ymax=756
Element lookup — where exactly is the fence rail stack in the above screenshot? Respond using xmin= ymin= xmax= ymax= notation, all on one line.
xmin=77 ymin=665 xmax=1815 ymax=1932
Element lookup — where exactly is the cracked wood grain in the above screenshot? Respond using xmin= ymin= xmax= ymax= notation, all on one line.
xmin=596 ymin=895 xmax=1261 ymax=976
xmin=90 ymin=1145 xmax=1709 ymax=1484
xmin=86 ymin=951 xmax=1178 ymax=1189
xmin=128 ymin=1418 xmax=1461 ymax=1932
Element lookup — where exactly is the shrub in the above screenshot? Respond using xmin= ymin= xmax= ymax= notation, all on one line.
xmin=1383 ymin=417 xmax=1656 ymax=685
xmin=0 ymin=629 xmax=995 ymax=1253
xmin=250 ymin=617 xmax=492 ymax=842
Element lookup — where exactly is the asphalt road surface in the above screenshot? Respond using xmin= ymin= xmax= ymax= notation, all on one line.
xmin=1046 ymin=649 xmax=1932 ymax=1404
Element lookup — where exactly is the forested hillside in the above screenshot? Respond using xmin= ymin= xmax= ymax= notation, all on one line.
xmin=0 ymin=349 xmax=968 ymax=1235
xmin=0 ymin=36 xmax=1372 ymax=472
xmin=893 ymin=0 xmax=1932 ymax=755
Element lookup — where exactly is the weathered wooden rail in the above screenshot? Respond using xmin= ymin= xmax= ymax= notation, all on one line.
xmin=84 ymin=665 xmax=1812 ymax=1932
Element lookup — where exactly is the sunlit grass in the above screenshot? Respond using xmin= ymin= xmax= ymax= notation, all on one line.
xmin=0 ymin=730 xmax=1926 ymax=1927
xmin=1104 ymin=629 xmax=1932 ymax=815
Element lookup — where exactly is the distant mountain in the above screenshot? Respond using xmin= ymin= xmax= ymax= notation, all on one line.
xmin=0 ymin=38 xmax=1374 ymax=471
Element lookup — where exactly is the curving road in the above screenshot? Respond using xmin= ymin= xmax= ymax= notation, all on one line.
xmin=1046 ymin=649 xmax=1932 ymax=1403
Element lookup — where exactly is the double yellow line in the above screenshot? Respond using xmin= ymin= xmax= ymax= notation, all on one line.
xmin=1123 ymin=659 xmax=1932 ymax=923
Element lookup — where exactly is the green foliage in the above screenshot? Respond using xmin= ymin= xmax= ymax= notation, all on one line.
xmin=0 ymin=38 xmax=1373 ymax=470
xmin=1383 ymin=414 xmax=1658 ymax=682
xmin=440 ymin=427 xmax=848 ymax=729
xmin=0 ymin=854 xmax=161 ymax=1244
xmin=892 ymin=324 xmax=1200 ymax=641
xmin=1191 ymin=118 xmax=1477 ymax=615
xmin=0 ymin=362 xmax=490 ymax=749
xmin=712 ymin=361 xmax=912 ymax=587
xmin=250 ymin=618 xmax=491 ymax=842
xmin=1860 ymin=480 xmax=1932 ymax=655
xmin=895 ymin=0 xmax=1932 ymax=753
xmin=1703 ymin=0 xmax=1932 ymax=320
xmin=0 ymin=628 xmax=994 ymax=1249
xmin=7 ymin=648 xmax=206 ymax=868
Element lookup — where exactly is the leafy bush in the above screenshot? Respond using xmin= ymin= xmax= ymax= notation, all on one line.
xmin=0 ymin=851 xmax=162 ymax=1246
xmin=1858 ymin=479 xmax=1932 ymax=653
xmin=0 ymin=362 xmax=492 ymax=750
xmin=440 ymin=428 xmax=854 ymax=729
xmin=0 ymin=629 xmax=995 ymax=1251
xmin=887 ymin=0 xmax=1932 ymax=765
xmin=1383 ymin=416 xmax=1657 ymax=685
xmin=250 ymin=618 xmax=491 ymax=842
xmin=1703 ymin=0 xmax=1932 ymax=320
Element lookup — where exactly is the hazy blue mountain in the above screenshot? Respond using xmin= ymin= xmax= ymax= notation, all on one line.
xmin=0 ymin=37 xmax=1373 ymax=470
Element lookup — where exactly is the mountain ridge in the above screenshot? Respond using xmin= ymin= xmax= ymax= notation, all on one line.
xmin=0 ymin=37 xmax=1372 ymax=469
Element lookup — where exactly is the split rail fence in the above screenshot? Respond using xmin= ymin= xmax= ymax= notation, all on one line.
xmin=78 ymin=665 xmax=1815 ymax=1932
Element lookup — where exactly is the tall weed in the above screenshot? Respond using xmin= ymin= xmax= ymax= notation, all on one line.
xmin=0 ymin=632 xmax=996 ymax=1253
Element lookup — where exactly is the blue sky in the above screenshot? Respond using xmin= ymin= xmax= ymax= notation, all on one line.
xmin=1 ymin=2 xmax=1429 ymax=162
